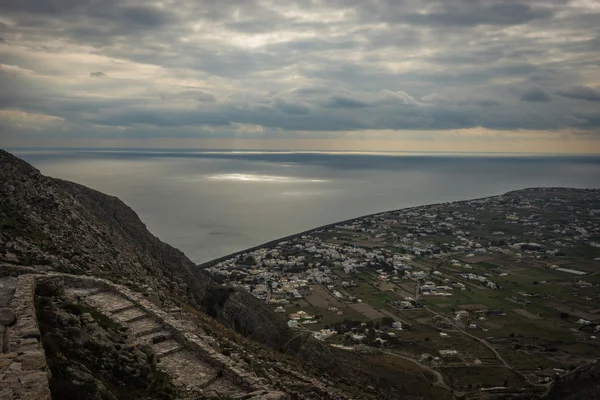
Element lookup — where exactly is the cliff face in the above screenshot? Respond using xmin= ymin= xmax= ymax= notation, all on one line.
xmin=0 ymin=149 xmax=206 ymax=302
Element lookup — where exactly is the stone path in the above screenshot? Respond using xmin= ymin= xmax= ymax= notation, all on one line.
xmin=66 ymin=286 xmax=247 ymax=398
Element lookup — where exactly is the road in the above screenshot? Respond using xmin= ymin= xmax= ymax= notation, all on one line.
xmin=380 ymin=349 xmax=452 ymax=391
xmin=423 ymin=306 xmax=555 ymax=396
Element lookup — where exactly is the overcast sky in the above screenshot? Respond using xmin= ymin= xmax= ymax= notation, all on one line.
xmin=1 ymin=0 xmax=600 ymax=152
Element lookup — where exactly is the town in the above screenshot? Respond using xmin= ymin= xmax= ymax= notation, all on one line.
xmin=203 ymin=188 xmax=600 ymax=398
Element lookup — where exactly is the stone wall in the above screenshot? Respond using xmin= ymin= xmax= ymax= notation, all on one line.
xmin=1 ymin=274 xmax=51 ymax=400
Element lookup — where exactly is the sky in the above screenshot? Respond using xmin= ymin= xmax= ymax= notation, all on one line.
xmin=1 ymin=0 xmax=600 ymax=153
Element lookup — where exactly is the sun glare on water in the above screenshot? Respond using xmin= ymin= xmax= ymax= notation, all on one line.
xmin=205 ymin=173 xmax=327 ymax=183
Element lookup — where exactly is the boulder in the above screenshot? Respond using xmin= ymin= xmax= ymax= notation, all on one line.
xmin=0 ymin=309 xmax=15 ymax=325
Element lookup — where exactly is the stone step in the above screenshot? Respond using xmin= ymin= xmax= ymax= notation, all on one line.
xmin=153 ymin=339 xmax=184 ymax=359
xmin=123 ymin=313 xmax=149 ymax=324
xmin=112 ymin=308 xmax=148 ymax=323
xmin=206 ymin=377 xmax=248 ymax=396
xmin=86 ymin=292 xmax=135 ymax=314
xmin=128 ymin=317 xmax=163 ymax=337
xmin=109 ymin=304 xmax=137 ymax=314
xmin=135 ymin=325 xmax=164 ymax=338
xmin=158 ymin=350 xmax=219 ymax=389
xmin=65 ymin=287 xmax=104 ymax=298
xmin=198 ymin=373 xmax=221 ymax=389
xmin=137 ymin=330 xmax=172 ymax=344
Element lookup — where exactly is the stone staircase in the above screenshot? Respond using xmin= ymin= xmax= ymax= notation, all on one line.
xmin=66 ymin=286 xmax=248 ymax=398
xmin=0 ymin=269 xmax=289 ymax=400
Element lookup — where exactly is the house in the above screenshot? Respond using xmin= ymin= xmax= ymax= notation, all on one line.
xmin=439 ymin=350 xmax=459 ymax=356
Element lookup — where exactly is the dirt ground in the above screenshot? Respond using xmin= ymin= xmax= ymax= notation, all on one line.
xmin=305 ymin=284 xmax=346 ymax=309
xmin=349 ymin=302 xmax=387 ymax=320
xmin=550 ymin=304 xmax=600 ymax=322
xmin=458 ymin=304 xmax=488 ymax=311
xmin=379 ymin=308 xmax=408 ymax=323
xmin=512 ymin=308 xmax=542 ymax=320
xmin=378 ymin=282 xmax=399 ymax=291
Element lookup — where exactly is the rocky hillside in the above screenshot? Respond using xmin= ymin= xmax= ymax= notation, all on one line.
xmin=0 ymin=149 xmax=287 ymax=346
xmin=0 ymin=149 xmax=453 ymax=400
xmin=0 ymin=149 xmax=203 ymax=297
xmin=548 ymin=361 xmax=600 ymax=400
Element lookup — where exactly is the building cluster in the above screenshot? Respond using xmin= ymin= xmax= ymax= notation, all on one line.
xmin=203 ymin=189 xmax=599 ymax=335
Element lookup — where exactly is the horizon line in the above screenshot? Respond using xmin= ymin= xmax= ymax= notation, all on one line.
xmin=6 ymin=146 xmax=600 ymax=157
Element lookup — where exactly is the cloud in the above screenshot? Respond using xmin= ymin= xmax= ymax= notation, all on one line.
xmin=0 ymin=0 xmax=599 ymax=147
xmin=520 ymin=86 xmax=552 ymax=102
xmin=271 ymin=98 xmax=311 ymax=115
xmin=557 ymin=85 xmax=600 ymax=102
xmin=323 ymin=94 xmax=370 ymax=109
xmin=323 ymin=90 xmax=419 ymax=109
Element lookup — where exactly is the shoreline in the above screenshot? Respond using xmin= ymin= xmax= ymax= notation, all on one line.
xmin=195 ymin=186 xmax=595 ymax=269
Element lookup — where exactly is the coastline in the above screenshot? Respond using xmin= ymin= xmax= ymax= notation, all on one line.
xmin=195 ymin=186 xmax=592 ymax=269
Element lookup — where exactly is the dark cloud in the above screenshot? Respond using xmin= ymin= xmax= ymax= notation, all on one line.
xmin=1 ymin=0 xmax=599 ymax=142
xmin=171 ymin=90 xmax=217 ymax=103
xmin=271 ymin=98 xmax=311 ymax=115
xmin=323 ymin=95 xmax=371 ymax=109
xmin=118 ymin=6 xmax=173 ymax=27
xmin=520 ymin=87 xmax=552 ymax=102
xmin=477 ymin=99 xmax=502 ymax=107
xmin=557 ymin=85 xmax=600 ymax=102
xmin=406 ymin=2 xmax=554 ymax=27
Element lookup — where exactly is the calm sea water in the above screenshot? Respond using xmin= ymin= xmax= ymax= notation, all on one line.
xmin=12 ymin=149 xmax=600 ymax=263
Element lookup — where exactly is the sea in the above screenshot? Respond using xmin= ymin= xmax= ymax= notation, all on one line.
xmin=11 ymin=148 xmax=600 ymax=264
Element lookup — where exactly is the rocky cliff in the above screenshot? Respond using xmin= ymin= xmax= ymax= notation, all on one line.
xmin=0 ymin=149 xmax=287 ymax=346
xmin=1 ymin=149 xmax=207 ymax=303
